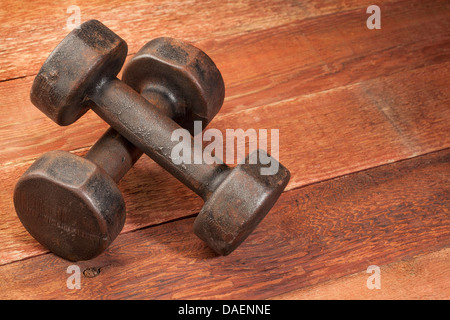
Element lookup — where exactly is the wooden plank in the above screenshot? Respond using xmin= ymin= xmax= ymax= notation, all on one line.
xmin=270 ymin=248 xmax=450 ymax=300
xmin=1 ymin=60 xmax=449 ymax=265
xmin=220 ymin=0 xmax=450 ymax=112
xmin=1 ymin=0 xmax=449 ymax=166
xmin=0 ymin=0 xmax=396 ymax=81
xmin=0 ymin=149 xmax=448 ymax=299
xmin=1 ymin=0 xmax=449 ymax=264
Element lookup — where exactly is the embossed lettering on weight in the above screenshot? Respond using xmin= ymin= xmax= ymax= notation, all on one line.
xmin=18 ymin=193 xmax=101 ymax=241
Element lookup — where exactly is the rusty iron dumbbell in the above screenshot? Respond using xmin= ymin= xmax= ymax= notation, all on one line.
xmin=14 ymin=34 xmax=222 ymax=261
xmin=16 ymin=19 xmax=290 ymax=258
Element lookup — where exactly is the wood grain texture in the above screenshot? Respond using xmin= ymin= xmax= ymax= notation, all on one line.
xmin=0 ymin=149 xmax=448 ymax=299
xmin=0 ymin=0 xmax=399 ymax=81
xmin=1 ymin=60 xmax=449 ymax=265
xmin=1 ymin=0 xmax=449 ymax=165
xmin=0 ymin=0 xmax=449 ymax=299
xmin=270 ymin=247 xmax=450 ymax=300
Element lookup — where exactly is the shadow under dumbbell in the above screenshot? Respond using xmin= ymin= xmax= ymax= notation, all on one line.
xmin=117 ymin=156 xmax=219 ymax=259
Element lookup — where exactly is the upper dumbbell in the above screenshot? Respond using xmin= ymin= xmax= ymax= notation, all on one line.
xmin=29 ymin=20 xmax=290 ymax=256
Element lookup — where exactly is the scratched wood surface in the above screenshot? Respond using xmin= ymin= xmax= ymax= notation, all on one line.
xmin=270 ymin=247 xmax=450 ymax=300
xmin=1 ymin=149 xmax=449 ymax=299
xmin=0 ymin=0 xmax=449 ymax=299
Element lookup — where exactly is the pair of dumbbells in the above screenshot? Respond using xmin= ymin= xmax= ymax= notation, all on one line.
xmin=14 ymin=20 xmax=290 ymax=262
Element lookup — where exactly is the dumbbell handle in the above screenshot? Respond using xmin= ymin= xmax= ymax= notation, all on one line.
xmin=84 ymin=128 xmax=142 ymax=183
xmin=89 ymin=77 xmax=230 ymax=200
xmin=84 ymin=90 xmax=173 ymax=184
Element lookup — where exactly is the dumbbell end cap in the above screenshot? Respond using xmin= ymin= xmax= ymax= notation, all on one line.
xmin=30 ymin=20 xmax=127 ymax=126
xmin=13 ymin=150 xmax=126 ymax=261
xmin=122 ymin=37 xmax=225 ymax=133
xmin=193 ymin=150 xmax=290 ymax=255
